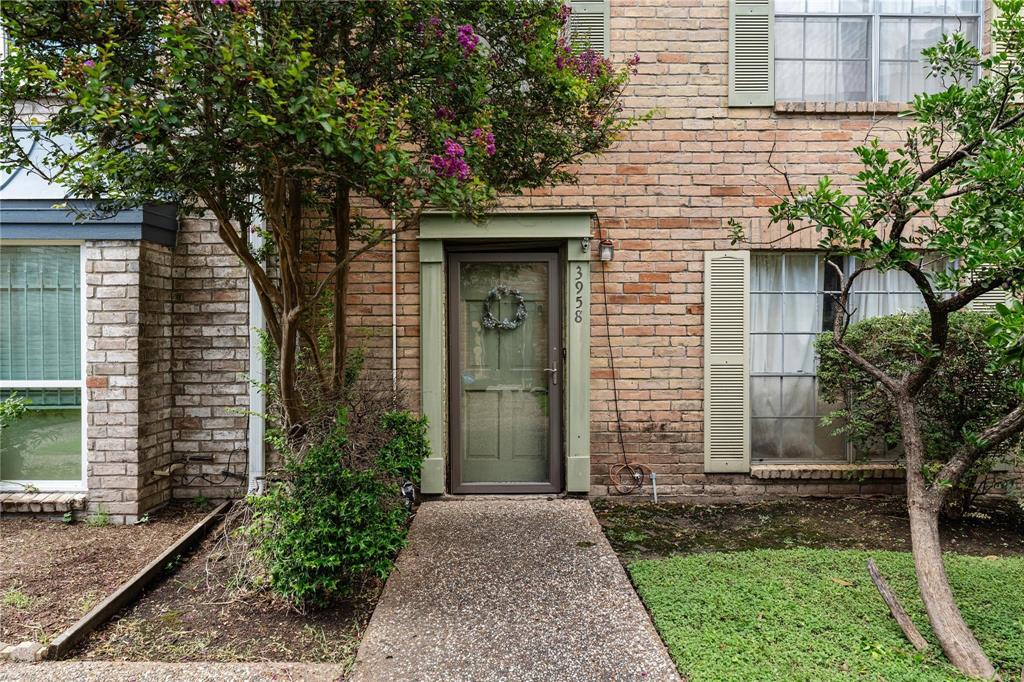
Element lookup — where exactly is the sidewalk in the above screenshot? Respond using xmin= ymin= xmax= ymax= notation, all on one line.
xmin=350 ymin=498 xmax=679 ymax=682
xmin=0 ymin=662 xmax=347 ymax=681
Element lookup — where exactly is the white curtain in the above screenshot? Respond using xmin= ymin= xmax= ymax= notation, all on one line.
xmin=849 ymin=267 xmax=929 ymax=322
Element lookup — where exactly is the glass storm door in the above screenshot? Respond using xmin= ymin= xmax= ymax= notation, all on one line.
xmin=448 ymin=252 xmax=562 ymax=493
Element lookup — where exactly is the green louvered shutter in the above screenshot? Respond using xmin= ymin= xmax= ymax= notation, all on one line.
xmin=729 ymin=0 xmax=774 ymax=106
xmin=704 ymin=251 xmax=750 ymax=473
xmin=968 ymin=288 xmax=1010 ymax=313
xmin=568 ymin=1 xmax=609 ymax=56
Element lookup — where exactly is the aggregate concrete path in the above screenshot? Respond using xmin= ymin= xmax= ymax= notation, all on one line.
xmin=351 ymin=498 xmax=679 ymax=682
xmin=0 ymin=661 xmax=347 ymax=681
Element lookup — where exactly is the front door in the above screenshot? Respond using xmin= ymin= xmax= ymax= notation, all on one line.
xmin=448 ymin=251 xmax=562 ymax=493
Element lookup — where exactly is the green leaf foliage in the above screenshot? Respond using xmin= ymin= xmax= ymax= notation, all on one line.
xmin=0 ymin=0 xmax=643 ymax=223
xmin=818 ymin=311 xmax=1023 ymax=516
xmin=630 ymin=549 xmax=1024 ymax=682
xmin=817 ymin=311 xmax=1023 ymax=476
xmin=248 ymin=407 xmax=429 ymax=608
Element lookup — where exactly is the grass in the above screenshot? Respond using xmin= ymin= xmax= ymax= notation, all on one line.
xmin=2 ymin=588 xmax=33 ymax=609
xmin=629 ymin=549 xmax=1024 ymax=682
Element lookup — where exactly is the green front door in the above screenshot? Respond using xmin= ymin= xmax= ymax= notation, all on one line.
xmin=448 ymin=251 xmax=562 ymax=493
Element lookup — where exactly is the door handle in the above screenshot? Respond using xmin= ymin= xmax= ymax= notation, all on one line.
xmin=543 ymin=367 xmax=558 ymax=385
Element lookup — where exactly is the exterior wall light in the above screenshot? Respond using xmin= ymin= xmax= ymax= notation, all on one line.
xmin=598 ymin=238 xmax=614 ymax=262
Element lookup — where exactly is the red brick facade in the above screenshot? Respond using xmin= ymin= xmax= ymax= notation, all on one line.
xmin=41 ymin=0 xmax=1016 ymax=515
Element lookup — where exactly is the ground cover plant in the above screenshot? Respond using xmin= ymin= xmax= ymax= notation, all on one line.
xmin=593 ymin=498 xmax=1024 ymax=562
xmin=630 ymin=549 xmax=1024 ymax=682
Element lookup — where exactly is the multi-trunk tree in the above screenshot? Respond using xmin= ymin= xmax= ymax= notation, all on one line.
xmin=734 ymin=2 xmax=1023 ymax=677
xmin=0 ymin=0 xmax=641 ymax=435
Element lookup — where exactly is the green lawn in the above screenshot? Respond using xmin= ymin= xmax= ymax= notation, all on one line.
xmin=629 ymin=549 xmax=1024 ymax=682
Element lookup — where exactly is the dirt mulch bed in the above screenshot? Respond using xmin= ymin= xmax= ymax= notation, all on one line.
xmin=593 ymin=496 xmax=1024 ymax=561
xmin=0 ymin=502 xmax=208 ymax=646
xmin=72 ymin=524 xmax=376 ymax=667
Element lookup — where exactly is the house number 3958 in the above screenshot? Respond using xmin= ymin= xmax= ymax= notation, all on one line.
xmin=574 ymin=265 xmax=584 ymax=324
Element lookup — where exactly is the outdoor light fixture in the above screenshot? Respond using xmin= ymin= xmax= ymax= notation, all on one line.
xmin=598 ymin=238 xmax=615 ymax=262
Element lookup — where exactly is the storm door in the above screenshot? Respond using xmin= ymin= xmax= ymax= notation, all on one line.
xmin=448 ymin=252 xmax=562 ymax=493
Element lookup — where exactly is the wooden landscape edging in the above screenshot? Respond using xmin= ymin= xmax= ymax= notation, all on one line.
xmin=45 ymin=500 xmax=231 ymax=660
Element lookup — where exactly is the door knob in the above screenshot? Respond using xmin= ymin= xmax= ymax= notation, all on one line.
xmin=543 ymin=367 xmax=558 ymax=385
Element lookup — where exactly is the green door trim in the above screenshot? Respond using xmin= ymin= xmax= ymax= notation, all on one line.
xmin=418 ymin=212 xmax=592 ymax=494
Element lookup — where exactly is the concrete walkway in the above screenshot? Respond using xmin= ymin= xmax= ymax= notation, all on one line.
xmin=351 ymin=498 xmax=679 ymax=682
xmin=0 ymin=662 xmax=347 ymax=681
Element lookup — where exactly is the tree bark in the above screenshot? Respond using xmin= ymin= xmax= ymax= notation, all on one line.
xmin=897 ymin=398 xmax=997 ymax=680
xmin=907 ymin=502 xmax=995 ymax=679
xmin=278 ymin=311 xmax=307 ymax=433
xmin=867 ymin=558 xmax=929 ymax=651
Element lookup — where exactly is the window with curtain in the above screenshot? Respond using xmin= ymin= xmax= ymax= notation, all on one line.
xmin=0 ymin=245 xmax=83 ymax=483
xmin=775 ymin=0 xmax=981 ymax=102
xmin=750 ymin=252 xmax=934 ymax=461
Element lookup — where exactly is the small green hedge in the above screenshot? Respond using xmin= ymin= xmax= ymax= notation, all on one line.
xmin=629 ymin=549 xmax=1024 ymax=682
xmin=248 ymin=408 xmax=428 ymax=607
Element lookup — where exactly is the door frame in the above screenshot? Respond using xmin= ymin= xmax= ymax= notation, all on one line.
xmin=416 ymin=212 xmax=593 ymax=496
xmin=447 ymin=250 xmax=563 ymax=494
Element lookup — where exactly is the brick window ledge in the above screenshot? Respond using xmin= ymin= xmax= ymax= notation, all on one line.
xmin=750 ymin=463 xmax=905 ymax=480
xmin=774 ymin=101 xmax=907 ymax=115
xmin=0 ymin=492 xmax=87 ymax=513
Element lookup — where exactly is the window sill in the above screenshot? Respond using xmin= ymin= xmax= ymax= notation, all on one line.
xmin=0 ymin=491 xmax=87 ymax=513
xmin=774 ymin=101 xmax=908 ymax=115
xmin=750 ymin=463 xmax=905 ymax=480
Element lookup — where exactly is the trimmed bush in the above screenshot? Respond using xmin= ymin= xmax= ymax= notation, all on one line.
xmin=248 ymin=407 xmax=428 ymax=607
xmin=817 ymin=311 xmax=1022 ymax=514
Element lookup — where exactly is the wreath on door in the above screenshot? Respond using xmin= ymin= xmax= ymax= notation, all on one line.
xmin=482 ymin=285 xmax=528 ymax=331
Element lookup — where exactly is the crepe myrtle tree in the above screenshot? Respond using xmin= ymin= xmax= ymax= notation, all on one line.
xmin=731 ymin=2 xmax=1024 ymax=677
xmin=0 ymin=0 xmax=642 ymax=433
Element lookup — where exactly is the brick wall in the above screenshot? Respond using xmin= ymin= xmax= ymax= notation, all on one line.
xmin=138 ymin=242 xmax=175 ymax=511
xmin=85 ymin=240 xmax=179 ymax=522
xmin=84 ymin=218 xmax=251 ymax=519
xmin=337 ymin=0 xmax=961 ymax=500
xmin=170 ymin=216 xmax=250 ymax=501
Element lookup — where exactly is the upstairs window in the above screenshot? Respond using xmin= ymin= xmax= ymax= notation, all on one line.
xmin=775 ymin=0 xmax=981 ymax=102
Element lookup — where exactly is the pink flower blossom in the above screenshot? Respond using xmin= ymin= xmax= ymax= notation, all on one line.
xmin=558 ymin=4 xmax=572 ymax=26
xmin=435 ymin=106 xmax=456 ymax=122
xmin=457 ymin=24 xmax=479 ymax=57
xmin=212 ymin=0 xmax=228 ymax=5
xmin=471 ymin=128 xmax=497 ymax=157
xmin=431 ymin=138 xmax=471 ymax=181
xmin=83 ymin=59 xmax=96 ymax=68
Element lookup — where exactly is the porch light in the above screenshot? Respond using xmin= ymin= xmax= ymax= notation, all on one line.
xmin=598 ymin=238 xmax=614 ymax=262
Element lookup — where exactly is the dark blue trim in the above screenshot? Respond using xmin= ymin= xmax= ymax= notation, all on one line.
xmin=0 ymin=200 xmax=179 ymax=246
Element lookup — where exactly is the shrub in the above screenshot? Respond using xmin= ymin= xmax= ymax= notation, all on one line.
xmin=817 ymin=311 xmax=1023 ymax=516
xmin=0 ymin=392 xmax=28 ymax=431
xmin=248 ymin=406 xmax=428 ymax=608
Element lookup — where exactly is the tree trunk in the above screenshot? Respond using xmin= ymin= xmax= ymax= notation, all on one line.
xmin=333 ymin=183 xmax=350 ymax=391
xmin=279 ymin=311 xmax=307 ymax=434
xmin=907 ymin=503 xmax=995 ymax=679
xmin=897 ymin=398 xmax=996 ymax=679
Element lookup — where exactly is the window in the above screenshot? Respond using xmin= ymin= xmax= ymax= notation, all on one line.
xmin=750 ymin=253 xmax=933 ymax=461
xmin=0 ymin=244 xmax=85 ymax=487
xmin=775 ymin=0 xmax=981 ymax=102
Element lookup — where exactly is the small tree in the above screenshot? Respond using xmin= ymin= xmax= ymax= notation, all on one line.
xmin=734 ymin=2 xmax=1024 ymax=677
xmin=0 ymin=0 xmax=642 ymax=435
